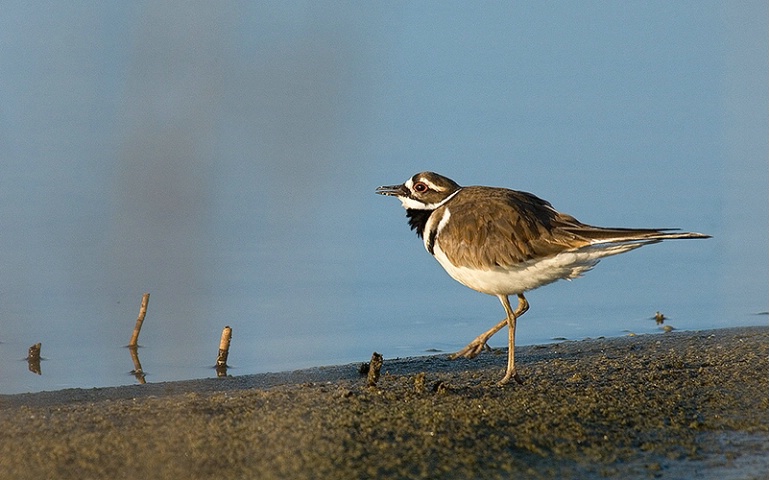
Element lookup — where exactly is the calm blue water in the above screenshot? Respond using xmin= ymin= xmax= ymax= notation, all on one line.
xmin=1 ymin=3 xmax=767 ymax=395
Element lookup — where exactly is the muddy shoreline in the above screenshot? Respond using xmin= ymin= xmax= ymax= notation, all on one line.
xmin=1 ymin=326 xmax=767 ymax=479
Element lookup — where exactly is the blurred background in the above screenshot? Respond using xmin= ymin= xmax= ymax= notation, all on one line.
xmin=0 ymin=1 xmax=766 ymax=394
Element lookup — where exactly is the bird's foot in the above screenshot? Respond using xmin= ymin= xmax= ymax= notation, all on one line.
xmin=498 ymin=370 xmax=524 ymax=386
xmin=449 ymin=339 xmax=492 ymax=360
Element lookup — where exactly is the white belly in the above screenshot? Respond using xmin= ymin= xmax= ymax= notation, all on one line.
xmin=431 ymin=241 xmax=642 ymax=296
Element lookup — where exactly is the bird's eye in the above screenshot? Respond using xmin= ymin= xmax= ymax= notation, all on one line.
xmin=413 ymin=182 xmax=429 ymax=193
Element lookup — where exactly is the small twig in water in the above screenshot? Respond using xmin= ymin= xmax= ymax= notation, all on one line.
xmin=128 ymin=293 xmax=150 ymax=347
xmin=27 ymin=343 xmax=42 ymax=375
xmin=216 ymin=326 xmax=233 ymax=370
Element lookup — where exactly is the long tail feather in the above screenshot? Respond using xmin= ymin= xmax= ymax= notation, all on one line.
xmin=566 ymin=227 xmax=711 ymax=245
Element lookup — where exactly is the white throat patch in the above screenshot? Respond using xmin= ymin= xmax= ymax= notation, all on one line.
xmin=398 ymin=187 xmax=462 ymax=211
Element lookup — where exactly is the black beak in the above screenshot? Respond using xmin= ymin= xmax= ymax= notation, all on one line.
xmin=376 ymin=184 xmax=408 ymax=197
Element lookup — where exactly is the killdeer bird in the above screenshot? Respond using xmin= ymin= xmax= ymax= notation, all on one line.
xmin=376 ymin=172 xmax=710 ymax=385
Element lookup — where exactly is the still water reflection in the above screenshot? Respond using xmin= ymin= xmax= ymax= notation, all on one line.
xmin=0 ymin=187 xmax=764 ymax=396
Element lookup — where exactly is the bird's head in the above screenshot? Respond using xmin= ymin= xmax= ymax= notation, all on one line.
xmin=376 ymin=172 xmax=462 ymax=210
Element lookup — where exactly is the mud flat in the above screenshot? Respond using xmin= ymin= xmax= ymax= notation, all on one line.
xmin=1 ymin=326 xmax=767 ymax=479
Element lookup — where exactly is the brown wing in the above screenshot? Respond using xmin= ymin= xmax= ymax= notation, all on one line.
xmin=437 ymin=186 xmax=710 ymax=270
xmin=436 ymin=187 xmax=591 ymax=269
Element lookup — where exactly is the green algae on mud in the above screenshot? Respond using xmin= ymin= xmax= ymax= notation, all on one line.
xmin=0 ymin=326 xmax=767 ymax=479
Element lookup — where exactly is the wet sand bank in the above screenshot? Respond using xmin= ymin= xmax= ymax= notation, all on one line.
xmin=1 ymin=326 xmax=767 ymax=479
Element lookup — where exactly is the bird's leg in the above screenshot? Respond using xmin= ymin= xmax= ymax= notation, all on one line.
xmin=450 ymin=294 xmax=529 ymax=360
xmin=498 ymin=294 xmax=525 ymax=385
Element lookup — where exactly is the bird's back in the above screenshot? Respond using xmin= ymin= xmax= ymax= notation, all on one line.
xmin=434 ymin=185 xmax=708 ymax=272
